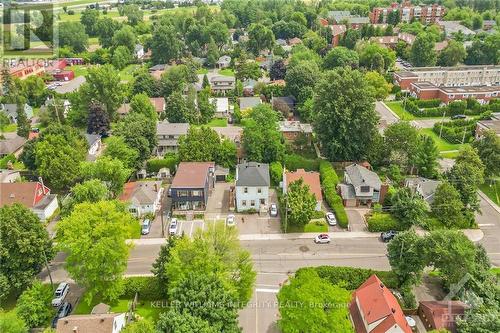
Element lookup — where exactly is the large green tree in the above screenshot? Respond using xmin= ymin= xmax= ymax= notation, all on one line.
xmin=415 ymin=134 xmax=439 ymax=178
xmin=80 ymin=8 xmax=100 ymax=36
xmin=80 ymin=156 xmax=131 ymax=197
xmin=57 ymin=201 xmax=136 ymax=304
xmin=0 ymin=311 xmax=27 ymax=333
xmin=323 ymin=47 xmax=359 ymax=69
xmin=102 ymin=136 xmax=139 ymax=170
xmin=16 ymin=281 xmax=54 ymax=328
xmin=387 ymin=230 xmax=426 ymax=286
xmin=157 ymin=310 xmax=216 ymax=333
xmin=472 ymin=129 xmax=500 ymax=178
xmin=284 ymin=61 xmax=319 ymax=103
xmin=286 ymin=179 xmax=317 ymax=228
xmin=437 ymin=40 xmax=467 ymax=66
xmin=391 ymin=187 xmax=428 ymax=229
xmin=431 ymin=181 xmax=466 ymax=229
xmin=247 ymin=23 xmax=275 ymax=55
xmin=151 ymin=21 xmax=184 ymax=65
xmin=410 ymin=33 xmax=437 ymax=67
xmin=58 ymin=22 xmax=88 ymax=53
xmin=62 ymin=179 xmax=109 ymax=216
xmin=314 ymin=67 xmax=378 ymax=161
xmin=365 ymin=71 xmax=392 ymax=101
xmin=130 ymin=93 xmax=157 ymax=121
xmin=165 ymin=91 xmax=192 ymax=123
xmin=383 ymin=122 xmax=420 ymax=170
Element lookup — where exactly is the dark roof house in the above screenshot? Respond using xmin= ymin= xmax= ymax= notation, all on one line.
xmin=236 ymin=162 xmax=270 ymax=187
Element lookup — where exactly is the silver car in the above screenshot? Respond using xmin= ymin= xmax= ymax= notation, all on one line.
xmin=326 ymin=212 xmax=337 ymax=226
xmin=270 ymin=204 xmax=278 ymax=217
xmin=169 ymin=218 xmax=178 ymax=236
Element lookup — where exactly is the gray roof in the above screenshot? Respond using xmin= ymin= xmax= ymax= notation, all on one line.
xmin=211 ymin=75 xmax=235 ymax=83
xmin=338 ymin=183 xmax=356 ymax=200
xmin=239 ymin=97 xmax=262 ymax=110
xmin=0 ymin=134 xmax=27 ymax=155
xmin=345 ymin=164 xmax=382 ymax=191
xmin=236 ymin=162 xmax=270 ymax=187
xmin=405 ymin=177 xmax=441 ymax=204
xmin=130 ymin=181 xmax=162 ymax=205
xmin=156 ymin=122 xmax=189 ymax=136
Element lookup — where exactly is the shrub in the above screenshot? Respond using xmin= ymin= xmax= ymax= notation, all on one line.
xmin=319 ymin=160 xmax=339 ymax=187
xmin=311 ymin=210 xmax=325 ymax=219
xmin=299 ymin=266 xmax=398 ymax=290
xmin=319 ymin=161 xmax=347 ymax=228
xmin=270 ymin=161 xmax=283 ymax=186
xmin=121 ymin=277 xmax=163 ymax=300
xmin=432 ymin=119 xmax=476 ymax=144
xmin=284 ymin=154 xmax=319 ymax=171
xmin=16 ymin=281 xmax=55 ymax=328
xmin=400 ymin=286 xmax=417 ymax=309
xmin=416 ymin=99 xmax=441 ymax=108
xmin=0 ymin=154 xmax=16 ymax=169
xmin=146 ymin=154 xmax=178 ymax=173
xmin=366 ymin=212 xmax=401 ymax=232
xmin=331 ymin=195 xmax=348 ymax=228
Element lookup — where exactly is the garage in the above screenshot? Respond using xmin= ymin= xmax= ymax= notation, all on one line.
xmin=215 ymin=166 xmax=229 ymax=182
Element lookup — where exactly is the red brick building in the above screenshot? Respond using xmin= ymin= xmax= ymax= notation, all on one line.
xmin=409 ymin=82 xmax=500 ymax=104
xmin=370 ymin=1 xmax=445 ymax=24
xmin=331 ymin=25 xmax=347 ymax=46
xmin=418 ymin=301 xmax=469 ymax=333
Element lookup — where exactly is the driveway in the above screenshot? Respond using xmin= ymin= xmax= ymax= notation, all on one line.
xmin=410 ymin=118 xmax=443 ymax=129
xmin=143 ymin=187 xmax=171 ymax=239
xmin=345 ymin=208 xmax=369 ymax=232
xmin=206 ymin=182 xmax=231 ymax=217
xmin=375 ymin=101 xmax=399 ymax=132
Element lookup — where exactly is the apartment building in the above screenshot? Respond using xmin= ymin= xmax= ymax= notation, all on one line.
xmin=370 ymin=1 xmax=445 ymax=24
xmin=409 ymin=82 xmax=499 ymax=104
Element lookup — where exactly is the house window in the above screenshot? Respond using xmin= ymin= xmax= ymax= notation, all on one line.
xmin=177 ymin=190 xmax=189 ymax=197
xmin=250 ymin=200 xmax=255 ymax=207
xmin=257 ymin=188 xmax=262 ymax=194
xmin=192 ymin=190 xmax=202 ymax=196
xmin=242 ymin=200 xmax=247 ymax=206
xmin=260 ymin=199 xmax=266 ymax=205
xmin=244 ymin=187 xmax=248 ymax=193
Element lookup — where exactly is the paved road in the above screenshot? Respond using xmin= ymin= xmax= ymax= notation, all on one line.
xmin=375 ymin=101 xmax=398 ymax=131
xmin=477 ymin=195 xmax=500 ymax=267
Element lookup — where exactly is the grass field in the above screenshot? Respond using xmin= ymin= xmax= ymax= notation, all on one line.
xmin=286 ymin=219 xmax=328 ymax=233
xmin=218 ymin=68 xmax=235 ymax=77
xmin=479 ymin=181 xmax=500 ymax=206
xmin=385 ymin=101 xmax=416 ymax=120
xmin=197 ymin=68 xmax=209 ymax=74
xmin=3 ymin=123 xmax=17 ymax=133
xmin=420 ymin=128 xmax=466 ymax=152
xmin=206 ymin=118 xmax=228 ymax=127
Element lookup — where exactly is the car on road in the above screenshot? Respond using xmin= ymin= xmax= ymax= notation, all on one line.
xmin=380 ymin=230 xmax=398 ymax=242
xmin=451 ymin=114 xmax=466 ymax=120
xmin=270 ymin=203 xmax=278 ymax=217
xmin=325 ymin=212 xmax=337 ymax=226
xmin=226 ymin=214 xmax=235 ymax=227
xmin=51 ymin=302 xmax=72 ymax=328
xmin=169 ymin=218 xmax=178 ymax=236
xmin=314 ymin=234 xmax=331 ymax=244
xmin=51 ymin=282 xmax=69 ymax=307
xmin=141 ymin=219 xmax=152 ymax=235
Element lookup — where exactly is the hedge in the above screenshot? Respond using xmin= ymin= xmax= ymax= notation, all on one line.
xmin=284 ymin=154 xmax=319 ymax=171
xmin=0 ymin=154 xmax=16 ymax=169
xmin=366 ymin=212 xmax=401 ymax=232
xmin=319 ymin=161 xmax=347 ymax=228
xmin=270 ymin=161 xmax=283 ymax=186
xmin=416 ymin=99 xmax=441 ymax=108
xmin=121 ymin=276 xmax=164 ymax=300
xmin=404 ymin=101 xmax=486 ymax=118
xmin=146 ymin=154 xmax=178 ymax=173
xmin=432 ymin=119 xmax=476 ymax=144
xmin=297 ymin=266 xmax=399 ymax=289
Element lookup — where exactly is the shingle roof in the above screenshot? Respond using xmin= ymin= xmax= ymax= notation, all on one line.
xmin=156 ymin=122 xmax=189 ymax=136
xmin=239 ymin=97 xmax=262 ymax=110
xmin=119 ymin=181 xmax=162 ymax=205
xmin=345 ymin=163 xmax=382 ymax=191
xmin=171 ymin=162 xmax=215 ymax=188
xmin=236 ymin=162 xmax=270 ymax=187
xmin=0 ymin=134 xmax=27 ymax=155
xmin=56 ymin=313 xmax=124 ymax=333
xmin=84 ymin=133 xmax=101 ymax=146
xmin=0 ymin=182 xmax=50 ymax=208
xmin=285 ymin=169 xmax=322 ymax=202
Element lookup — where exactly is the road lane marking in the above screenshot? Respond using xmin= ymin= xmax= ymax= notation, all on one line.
xmin=478 ymin=224 xmax=495 ymax=226
xmin=255 ymin=288 xmax=279 ymax=293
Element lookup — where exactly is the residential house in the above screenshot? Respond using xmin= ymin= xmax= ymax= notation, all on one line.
xmin=235 ymin=162 xmax=270 ymax=212
xmin=338 ymin=163 xmax=388 ymax=207
xmin=438 ymin=21 xmax=476 ymax=38
xmin=148 ymin=64 xmax=169 ymax=80
xmin=0 ymin=169 xmax=21 ymax=183
xmin=483 ymin=20 xmax=496 ymax=30
xmin=242 ymin=79 xmax=258 ymax=96
xmin=134 ymin=44 xmax=145 ymax=59
xmin=0 ymin=133 xmax=27 ymax=158
xmin=278 ymin=121 xmax=313 ymax=142
xmin=0 ymin=103 xmax=33 ymax=124
xmin=283 ymin=169 xmax=322 ymax=211
xmin=56 ymin=313 xmax=126 ymax=333
xmin=288 ymin=37 xmax=302 ymax=46
xmin=349 ymin=274 xmax=412 ymax=333
xmin=409 ymin=81 xmax=499 ymax=104
xmin=150 ymin=97 xmax=166 ymax=117
xmin=0 ymin=180 xmax=59 ymax=221
xmin=209 ymin=97 xmax=233 ymax=118
xmin=155 ymin=121 xmax=189 ymax=155
xmin=216 ymin=55 xmax=231 ymax=69
xmin=85 ymin=133 xmax=102 ymax=160
xmin=328 ymin=11 xmax=370 ymax=29
xmin=418 ymin=301 xmax=469 ymax=333
xmin=119 ymin=180 xmax=164 ymax=217
xmin=476 ymin=115 xmax=500 ymax=139
xmin=331 ymin=24 xmax=347 ymax=46
xmin=210 ymin=76 xmax=236 ymax=95
xmin=405 ymin=177 xmax=441 ymax=205
xmin=170 ymin=162 xmax=215 ymax=211
xmin=239 ymin=97 xmax=262 ymax=111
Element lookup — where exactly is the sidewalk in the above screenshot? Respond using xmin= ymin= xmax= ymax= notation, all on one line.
xmin=478 ymin=190 xmax=500 ymax=214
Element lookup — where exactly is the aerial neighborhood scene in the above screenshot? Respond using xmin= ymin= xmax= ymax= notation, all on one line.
xmin=2 ymin=0 xmax=500 ymax=332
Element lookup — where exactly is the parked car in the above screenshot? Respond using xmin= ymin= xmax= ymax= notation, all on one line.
xmin=381 ymin=230 xmax=398 ymax=242
xmin=314 ymin=234 xmax=331 ymax=244
xmin=51 ymin=302 xmax=72 ymax=328
xmin=169 ymin=218 xmax=178 ymax=236
xmin=451 ymin=114 xmax=466 ymax=120
xmin=141 ymin=219 xmax=152 ymax=235
xmin=226 ymin=214 xmax=235 ymax=227
xmin=51 ymin=282 xmax=69 ymax=307
xmin=270 ymin=203 xmax=278 ymax=217
xmin=325 ymin=212 xmax=337 ymax=226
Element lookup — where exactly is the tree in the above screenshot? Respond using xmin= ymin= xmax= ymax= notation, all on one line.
xmin=431 ymin=182 xmax=466 ymax=229
xmin=58 ymin=22 xmax=88 ymax=53
xmin=364 ymin=71 xmax=392 ymax=100
xmin=357 ymin=42 xmax=395 ymax=72
xmin=207 ymin=21 xmax=229 ymax=50
xmin=341 ymin=29 xmax=361 ymax=49
xmin=0 ymin=112 xmax=8 ymax=138
xmin=0 ymin=205 xmax=53 ymax=297
xmin=206 ymin=38 xmax=219 ymax=68
xmin=410 ymin=33 xmax=437 ymax=67
xmin=277 ymin=269 xmax=354 ymax=333
xmin=383 ymin=122 xmax=420 ymax=170
xmin=62 ymin=179 xmax=109 ymax=216
xmin=103 ymin=136 xmax=138 ymax=170
xmin=197 ymin=88 xmax=215 ymax=124
xmin=472 ymin=129 xmax=500 ymax=178
xmin=178 ymin=127 xmax=220 ymax=162
xmin=243 ymin=105 xmax=285 ymax=163
xmin=456 ymin=306 xmax=500 ymax=333
xmin=391 ymin=187 xmax=428 ymax=229
xmin=286 ymin=179 xmax=317 ymax=228
xmin=218 ymin=139 xmax=237 ymax=169
xmin=15 ymin=103 xmax=30 ymax=138
xmin=447 ymin=146 xmax=485 ymax=214
xmin=314 ymin=67 xmax=378 ymax=161
xmin=112 ymin=26 xmax=137 ymax=52
xmin=21 ymin=75 xmax=48 ymax=107
xmin=269 ymin=59 xmax=287 ymax=81
xmin=96 ymin=17 xmax=122 ymax=48
xmin=157 ymin=310 xmax=216 ymax=333
xmin=35 ymin=129 xmax=88 ymax=191
xmin=165 ymin=91 xmax=192 ymax=123
xmin=247 ymin=23 xmax=275 ymax=55
xmin=415 ymin=134 xmax=439 ymax=178
xmin=386 ymin=10 xmax=401 ymax=25
xmin=123 ymin=4 xmax=143 ymax=26
xmin=80 ymin=8 xmax=100 ymax=36
xmin=121 ymin=320 xmax=155 ymax=333
xmin=80 ymin=156 xmax=131 ymax=197
xmin=235 ymin=60 xmax=261 ymax=82
xmin=151 ymin=22 xmax=183 ymax=65
xmin=132 ymin=67 xmax=159 ymax=97
xmin=202 ymin=74 xmax=210 ymax=89
xmin=160 ymin=65 xmax=197 ymax=98
xmin=113 ymin=112 xmax=157 ymax=165
xmin=302 ymin=30 xmax=327 ymax=53
xmin=112 ymin=45 xmax=132 ymax=70
xmin=284 ymin=61 xmax=319 ymax=103
xmin=130 ymin=93 xmax=157 ymax=120
xmin=387 ymin=230 xmax=426 ymax=286
xmin=323 ymin=47 xmax=359 ymax=69
xmin=87 ymin=102 xmax=110 ymax=136
xmin=437 ymin=40 xmax=467 ymax=66
xmin=56 ymin=201 xmax=136 ymax=304
xmin=16 ymin=281 xmax=54 ymax=328
xmin=0 ymin=311 xmax=27 ymax=333
xmin=152 ymin=236 xmax=180 ymax=294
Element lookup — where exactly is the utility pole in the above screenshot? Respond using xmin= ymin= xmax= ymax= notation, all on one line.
xmin=43 ymin=249 xmax=54 ymax=290
xmin=439 ymin=109 xmax=446 ymax=139
xmin=461 ymin=125 xmax=467 ymax=144
xmin=284 ymin=194 xmax=288 ymax=233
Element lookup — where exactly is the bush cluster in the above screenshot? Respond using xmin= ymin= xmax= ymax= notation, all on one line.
xmin=146 ymin=154 xmax=178 ymax=173
xmin=319 ymin=161 xmax=348 ymax=228
xmin=405 ymin=99 xmax=493 ymax=118
xmin=366 ymin=212 xmax=401 ymax=232
xmin=121 ymin=276 xmax=163 ymax=300
xmin=432 ymin=119 xmax=476 ymax=144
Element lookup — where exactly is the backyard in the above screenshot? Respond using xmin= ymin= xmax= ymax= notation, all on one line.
xmin=419 ymin=128 xmax=467 ymax=152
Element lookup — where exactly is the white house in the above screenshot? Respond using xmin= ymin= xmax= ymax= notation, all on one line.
xmin=134 ymin=44 xmax=145 ymax=59
xmin=216 ymin=55 xmax=231 ymax=68
xmin=120 ymin=181 xmax=164 ymax=217
xmin=85 ymin=134 xmax=102 ymax=157
xmin=235 ymin=162 xmax=270 ymax=212
xmin=56 ymin=313 xmax=126 ymax=333
xmin=209 ymin=97 xmax=233 ymax=118
xmin=0 ymin=103 xmax=33 ymax=123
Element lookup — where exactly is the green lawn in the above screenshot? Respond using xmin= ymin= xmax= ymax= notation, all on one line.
xmin=218 ymin=68 xmax=235 ymax=77
xmin=479 ymin=181 xmax=500 ymax=206
xmin=419 ymin=128 xmax=466 ymax=152
xmin=66 ymin=65 xmax=90 ymax=78
xmin=3 ymin=123 xmax=17 ymax=133
xmin=286 ymin=219 xmax=328 ymax=233
xmin=206 ymin=118 xmax=228 ymax=127
xmin=385 ymin=101 xmax=416 ymax=120
xmin=119 ymin=64 xmax=140 ymax=82
xmin=196 ymin=68 xmax=209 ymax=74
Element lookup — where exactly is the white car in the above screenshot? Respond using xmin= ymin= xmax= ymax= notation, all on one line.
xmin=314 ymin=234 xmax=331 ymax=244
xmin=169 ymin=218 xmax=178 ymax=236
xmin=51 ymin=282 xmax=69 ymax=307
xmin=226 ymin=214 xmax=236 ymax=227
xmin=270 ymin=204 xmax=278 ymax=217
xmin=325 ymin=212 xmax=337 ymax=226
